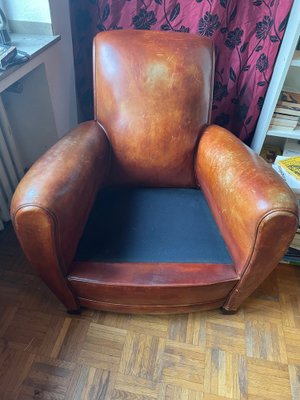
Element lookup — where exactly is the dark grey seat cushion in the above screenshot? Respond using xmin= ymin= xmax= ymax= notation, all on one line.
xmin=75 ymin=188 xmax=232 ymax=264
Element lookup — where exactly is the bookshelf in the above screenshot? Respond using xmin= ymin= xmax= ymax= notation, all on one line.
xmin=251 ymin=0 xmax=300 ymax=154
xmin=291 ymin=50 xmax=300 ymax=67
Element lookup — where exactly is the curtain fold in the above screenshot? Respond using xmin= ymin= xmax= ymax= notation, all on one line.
xmin=70 ymin=0 xmax=293 ymax=143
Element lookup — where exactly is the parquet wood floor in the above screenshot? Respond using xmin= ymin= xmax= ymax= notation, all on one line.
xmin=1 ymin=225 xmax=300 ymax=399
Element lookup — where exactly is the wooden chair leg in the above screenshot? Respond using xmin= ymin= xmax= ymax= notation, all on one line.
xmin=67 ymin=308 xmax=81 ymax=315
xmin=220 ymin=307 xmax=237 ymax=315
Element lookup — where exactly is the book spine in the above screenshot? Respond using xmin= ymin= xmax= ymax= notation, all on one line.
xmin=275 ymin=107 xmax=300 ymax=117
xmin=271 ymin=119 xmax=298 ymax=127
xmin=274 ymin=113 xmax=299 ymax=121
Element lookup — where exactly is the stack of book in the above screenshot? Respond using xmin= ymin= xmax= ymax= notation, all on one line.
xmin=272 ymin=155 xmax=300 ymax=196
xmin=272 ymin=156 xmax=300 ymax=265
xmin=270 ymin=91 xmax=300 ymax=131
xmin=283 ymin=235 xmax=300 ymax=265
xmin=277 ymin=156 xmax=300 ymax=180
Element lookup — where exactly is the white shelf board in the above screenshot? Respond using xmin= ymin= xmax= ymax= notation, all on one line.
xmin=291 ymin=50 xmax=300 ymax=67
xmin=267 ymin=129 xmax=300 ymax=139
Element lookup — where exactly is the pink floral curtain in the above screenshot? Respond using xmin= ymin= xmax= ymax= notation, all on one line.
xmin=70 ymin=0 xmax=293 ymax=143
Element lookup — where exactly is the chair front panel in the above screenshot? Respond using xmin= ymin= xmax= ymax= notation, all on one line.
xmin=94 ymin=30 xmax=214 ymax=186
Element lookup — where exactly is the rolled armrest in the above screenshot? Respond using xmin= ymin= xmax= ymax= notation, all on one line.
xmin=195 ymin=124 xmax=298 ymax=310
xmin=11 ymin=121 xmax=110 ymax=309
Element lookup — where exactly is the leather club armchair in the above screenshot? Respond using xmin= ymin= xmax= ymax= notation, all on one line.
xmin=11 ymin=30 xmax=298 ymax=314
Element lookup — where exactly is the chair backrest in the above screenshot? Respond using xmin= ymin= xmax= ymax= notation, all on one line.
xmin=94 ymin=30 xmax=214 ymax=187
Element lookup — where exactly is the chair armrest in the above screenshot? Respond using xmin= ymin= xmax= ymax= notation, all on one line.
xmin=10 ymin=121 xmax=110 ymax=309
xmin=195 ymin=124 xmax=298 ymax=311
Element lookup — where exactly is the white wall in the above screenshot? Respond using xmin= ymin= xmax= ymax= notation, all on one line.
xmin=47 ymin=0 xmax=78 ymax=138
xmin=2 ymin=64 xmax=58 ymax=168
xmin=0 ymin=0 xmax=78 ymax=167
xmin=0 ymin=0 xmax=51 ymax=23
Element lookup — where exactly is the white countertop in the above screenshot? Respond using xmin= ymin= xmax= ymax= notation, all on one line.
xmin=0 ymin=33 xmax=60 ymax=82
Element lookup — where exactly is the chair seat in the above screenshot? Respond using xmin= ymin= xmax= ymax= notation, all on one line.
xmin=69 ymin=188 xmax=237 ymax=313
xmin=75 ymin=187 xmax=232 ymax=264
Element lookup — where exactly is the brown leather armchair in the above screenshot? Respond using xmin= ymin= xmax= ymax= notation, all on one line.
xmin=11 ymin=30 xmax=298 ymax=314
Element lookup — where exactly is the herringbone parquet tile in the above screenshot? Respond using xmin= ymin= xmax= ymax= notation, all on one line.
xmin=2 ymin=225 xmax=300 ymax=399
